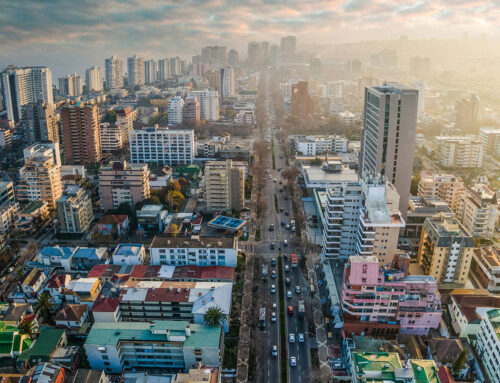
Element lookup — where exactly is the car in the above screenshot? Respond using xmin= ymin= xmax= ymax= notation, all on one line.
xmin=279 ymin=181 xmax=282 ymax=185
xmin=280 ymin=207 xmax=284 ymax=212
xmin=266 ymin=170 xmax=270 ymax=174
xmin=295 ymin=286 xmax=301 ymax=294
xmin=271 ymin=270 xmax=276 ymax=279
xmin=285 ymin=211 xmax=289 ymax=215
xmin=273 ymin=302 xmax=277 ymax=309
xmin=273 ymin=178 xmax=277 ymax=183
xmin=285 ymin=277 xmax=291 ymax=286
xmin=288 ymin=306 xmax=293 ymax=315
xmin=269 ymin=224 xmax=274 ymax=231
xmin=270 ymin=243 xmax=275 ymax=250
xmin=271 ymin=345 xmax=278 ymax=358
xmin=270 ymin=285 xmax=276 ymax=294
xmin=290 ymin=356 xmax=297 ymax=366
xmin=271 ymin=312 xmax=277 ymax=322
xmin=298 ymin=333 xmax=305 ymax=342
xmin=286 ymin=224 xmax=290 ymax=230
xmin=284 ymin=265 xmax=290 ymax=272
xmin=289 ymin=333 xmax=295 ymax=343
xmin=271 ymin=258 xmax=276 ymax=266
xmin=283 ymin=239 xmax=288 ymax=246
xmin=284 ymin=196 xmax=289 ymax=200
xmin=287 ymin=290 xmax=292 ymax=298
xmin=268 ymin=175 xmax=272 ymax=179
xmin=281 ymin=220 xmax=285 ymax=226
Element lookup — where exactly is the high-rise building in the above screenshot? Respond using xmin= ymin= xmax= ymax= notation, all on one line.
xmin=290 ymin=81 xmax=313 ymax=117
xmin=85 ymin=66 xmax=103 ymax=92
xmin=359 ymin=83 xmax=418 ymax=218
xmin=169 ymin=57 xmax=181 ymax=76
xmin=220 ymin=67 xmax=235 ymax=97
xmin=21 ymin=101 xmax=59 ymax=144
xmin=417 ymin=171 xmax=464 ymax=211
xmin=157 ymin=58 xmax=170 ymax=81
xmin=186 ymin=90 xmax=219 ymax=121
xmin=129 ymin=126 xmax=194 ymax=166
xmin=127 ymin=55 xmax=146 ymax=86
xmin=227 ymin=49 xmax=239 ymax=67
xmin=261 ymin=41 xmax=270 ymax=66
xmin=203 ymin=70 xmax=221 ymax=93
xmin=345 ymin=59 xmax=362 ymax=79
xmin=457 ymin=184 xmax=498 ymax=239
xmin=56 ymin=185 xmax=93 ymax=234
xmin=61 ymin=102 xmax=101 ymax=165
xmin=193 ymin=62 xmax=210 ymax=77
xmin=104 ymin=55 xmax=124 ymax=89
xmin=17 ymin=143 xmax=63 ymax=210
xmin=201 ymin=45 xmax=227 ymax=68
xmin=357 ymin=77 xmax=379 ymax=98
xmin=0 ymin=180 xmax=15 ymax=206
xmin=455 ymin=95 xmax=480 ymax=134
xmin=434 ymin=136 xmax=483 ymax=168
xmin=0 ymin=66 xmax=53 ymax=123
xmin=116 ymin=107 xmax=135 ymax=144
xmin=182 ymin=98 xmax=200 ymax=125
xmin=99 ymin=122 xmax=123 ymax=153
xmin=280 ymin=35 xmax=296 ymax=55
xmin=475 ymin=309 xmax=500 ymax=383
xmin=98 ymin=161 xmax=150 ymax=211
xmin=479 ymin=126 xmax=500 ymax=156
xmin=144 ymin=59 xmax=157 ymax=84
xmin=0 ymin=130 xmax=11 ymax=148
xmin=417 ymin=214 xmax=474 ymax=284
xmin=167 ymin=96 xmax=184 ymax=125
xmin=269 ymin=45 xmax=279 ymax=71
xmin=247 ymin=41 xmax=261 ymax=70
xmin=58 ymin=73 xmax=83 ymax=97
xmin=204 ymin=159 xmax=245 ymax=212
xmin=409 ymin=56 xmax=431 ymax=77
xmin=371 ymin=49 xmax=398 ymax=69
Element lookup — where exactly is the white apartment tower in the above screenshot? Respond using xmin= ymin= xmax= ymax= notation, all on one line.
xmin=0 ymin=66 xmax=54 ymax=123
xmin=105 ymin=55 xmax=124 ymax=89
xmin=457 ymin=184 xmax=498 ymax=239
xmin=220 ymin=67 xmax=235 ymax=97
xmin=167 ymin=96 xmax=184 ymax=125
xmin=58 ymin=73 xmax=83 ymax=97
xmin=85 ymin=66 xmax=103 ymax=92
xmin=127 ymin=55 xmax=146 ymax=86
xmin=158 ymin=59 xmax=170 ymax=81
xmin=434 ymin=136 xmax=483 ymax=168
xmin=145 ymin=59 xmax=157 ymax=84
xmin=186 ymin=90 xmax=219 ymax=121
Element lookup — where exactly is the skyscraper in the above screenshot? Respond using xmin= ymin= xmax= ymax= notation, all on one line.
xmin=168 ymin=57 xmax=181 ymax=76
xmin=58 ymin=73 xmax=83 ymax=97
xmin=220 ymin=67 xmax=235 ymax=97
xmin=247 ymin=41 xmax=261 ymax=70
xmin=105 ymin=55 xmax=124 ymax=89
xmin=228 ymin=49 xmax=239 ymax=67
xmin=0 ymin=66 xmax=53 ymax=123
xmin=127 ymin=55 xmax=146 ymax=86
xmin=22 ymin=101 xmax=59 ymax=144
xmin=201 ymin=46 xmax=227 ymax=68
xmin=269 ymin=45 xmax=280 ymax=71
xmin=158 ymin=59 xmax=170 ymax=81
xmin=85 ymin=66 xmax=104 ymax=92
xmin=261 ymin=41 xmax=270 ymax=66
xmin=280 ymin=35 xmax=296 ymax=54
xmin=145 ymin=59 xmax=157 ymax=84
xmin=182 ymin=98 xmax=200 ymax=125
xmin=359 ymin=83 xmax=418 ymax=218
xmin=61 ymin=102 xmax=101 ymax=165
xmin=167 ymin=96 xmax=184 ymax=125
xmin=455 ymin=95 xmax=479 ymax=134
xmin=186 ymin=90 xmax=219 ymax=121
xmin=290 ymin=82 xmax=313 ymax=117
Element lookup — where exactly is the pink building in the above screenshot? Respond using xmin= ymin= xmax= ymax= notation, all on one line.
xmin=341 ymin=255 xmax=441 ymax=336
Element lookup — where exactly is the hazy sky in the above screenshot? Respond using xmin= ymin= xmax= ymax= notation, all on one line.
xmin=1 ymin=0 xmax=499 ymax=78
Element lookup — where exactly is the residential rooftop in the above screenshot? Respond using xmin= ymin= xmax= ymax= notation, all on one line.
xmin=151 ymin=236 xmax=236 ymax=249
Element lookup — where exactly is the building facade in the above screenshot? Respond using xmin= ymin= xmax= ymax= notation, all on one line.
xmin=105 ymin=55 xmax=123 ymax=89
xmin=479 ymin=126 xmax=500 ymax=157
xmin=475 ymin=309 xmax=500 ymax=383
xmin=58 ymin=73 xmax=83 ymax=97
xmin=457 ymin=184 xmax=498 ymax=239
xmin=56 ymin=186 xmax=93 ymax=234
xmin=127 ymin=55 xmax=145 ymax=86
xmin=434 ymin=136 xmax=483 ymax=168
xmin=100 ymin=122 xmax=123 ymax=153
xmin=167 ymin=96 xmax=184 ymax=125
xmin=220 ymin=67 xmax=235 ymax=97
xmin=182 ymin=98 xmax=200 ymax=125
xmin=186 ymin=90 xmax=219 ymax=121
xmin=85 ymin=66 xmax=103 ymax=92
xmin=290 ymin=82 xmax=314 ymax=118
xmin=144 ymin=59 xmax=157 ymax=84
xmin=292 ymin=135 xmax=348 ymax=156
xmin=204 ymin=160 xmax=245 ymax=213
xmin=417 ymin=171 xmax=464 ymax=212
xmin=21 ymin=101 xmax=59 ymax=144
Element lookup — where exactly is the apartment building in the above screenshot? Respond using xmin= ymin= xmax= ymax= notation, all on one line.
xmin=167 ymin=96 xmax=184 ymax=125
xmin=0 ymin=181 xmax=15 ymax=205
xmin=105 ymin=55 xmax=123 ymax=90
xmin=150 ymin=236 xmax=237 ymax=267
xmin=130 ymin=125 xmax=194 ymax=166
xmin=470 ymin=247 xmax=500 ymax=294
xmin=85 ymin=66 xmax=103 ymax=92
xmin=21 ymin=101 xmax=59 ymax=144
xmin=220 ymin=67 xmax=235 ymax=97
xmin=475 ymin=309 xmax=500 ymax=383
xmin=457 ymin=183 xmax=498 ymax=239
xmin=0 ymin=129 xmax=11 ymax=148
xmin=127 ymin=55 xmax=145 ymax=86
xmin=100 ymin=122 xmax=123 ymax=153
xmin=417 ymin=214 xmax=474 ymax=284
xmin=290 ymin=81 xmax=314 ymax=118
xmin=186 ymin=90 xmax=219 ymax=121
xmin=85 ymin=321 xmax=221 ymax=373
xmin=182 ymin=98 xmax=200 ymax=125
xmin=342 ymin=255 xmax=441 ymax=336
xmin=479 ymin=126 xmax=500 ymax=156
xmin=98 ymin=161 xmax=150 ymax=210
xmin=417 ymin=171 xmax=464 ymax=211
xmin=59 ymin=73 xmax=83 ymax=97
xmin=204 ymin=160 xmax=245 ymax=213
xmin=0 ymin=202 xmax=20 ymax=233
xmin=56 ymin=185 xmax=93 ymax=234
xmin=434 ymin=136 xmax=483 ymax=168
xmin=116 ymin=107 xmax=135 ymax=144
xmin=61 ymin=102 xmax=101 ymax=165
xmin=292 ymin=135 xmax=348 ymax=156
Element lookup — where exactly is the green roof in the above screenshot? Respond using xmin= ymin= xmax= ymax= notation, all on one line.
xmin=17 ymin=328 xmax=64 ymax=362
xmin=411 ymin=360 xmax=440 ymax=383
xmin=20 ymin=201 xmax=46 ymax=215
xmin=0 ymin=321 xmax=20 ymax=355
xmin=86 ymin=321 xmax=221 ymax=349
xmin=352 ymin=351 xmax=402 ymax=381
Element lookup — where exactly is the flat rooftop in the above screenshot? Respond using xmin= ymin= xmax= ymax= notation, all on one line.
xmin=151 ymin=236 xmax=235 ymax=249
xmin=302 ymin=165 xmax=358 ymax=187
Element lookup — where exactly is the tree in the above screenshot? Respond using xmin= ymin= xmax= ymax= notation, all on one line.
xmin=410 ymin=174 xmax=421 ymax=196
xmin=135 ymin=196 xmax=161 ymax=211
xmin=452 ymin=349 xmax=467 ymax=375
xmin=166 ymin=223 xmax=179 ymax=236
xmin=204 ymin=306 xmax=227 ymax=327
xmin=149 ymin=112 xmax=168 ymax=126
xmin=282 ymin=167 xmax=300 ymax=185
xmin=177 ymin=178 xmax=190 ymax=193
xmin=311 ymin=157 xmax=323 ymax=165
xmin=101 ymin=110 xmax=117 ymax=124
xmin=167 ymin=190 xmax=185 ymax=211
xmin=18 ymin=319 xmax=38 ymax=340
xmin=34 ymin=292 xmax=54 ymax=320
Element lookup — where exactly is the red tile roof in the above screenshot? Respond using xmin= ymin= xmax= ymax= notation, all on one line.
xmin=47 ymin=274 xmax=67 ymax=289
xmin=438 ymin=366 xmax=455 ymax=383
xmin=130 ymin=265 xmax=161 ymax=279
xmin=172 ymin=265 xmax=234 ymax=281
xmin=98 ymin=214 xmax=128 ymax=225
xmin=145 ymin=287 xmax=190 ymax=303
xmin=452 ymin=294 xmax=500 ymax=322
xmin=54 ymin=304 xmax=87 ymax=322
xmin=87 ymin=264 xmax=110 ymax=278
xmin=92 ymin=296 xmax=121 ymax=312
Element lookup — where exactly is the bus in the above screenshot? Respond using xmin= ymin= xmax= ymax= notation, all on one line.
xmin=259 ymin=308 xmax=266 ymax=328
xmin=290 ymin=254 xmax=298 ymax=268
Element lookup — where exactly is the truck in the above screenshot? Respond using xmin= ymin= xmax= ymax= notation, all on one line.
xmin=290 ymin=254 xmax=298 ymax=268
xmin=259 ymin=308 xmax=266 ymax=328
xmin=298 ymin=300 xmax=305 ymax=319
xmin=261 ymin=265 xmax=268 ymax=280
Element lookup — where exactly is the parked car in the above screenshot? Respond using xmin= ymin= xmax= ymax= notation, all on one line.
xmin=285 ymin=277 xmax=291 ymax=286
xmin=271 ymin=270 xmax=276 ymax=279
xmin=288 ymin=306 xmax=293 ymax=315
xmin=284 ymin=265 xmax=290 ymax=272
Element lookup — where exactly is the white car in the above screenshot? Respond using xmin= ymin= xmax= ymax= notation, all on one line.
xmin=272 ymin=302 xmax=277 ymax=309
xmin=284 ymin=265 xmax=290 ymax=272
xmin=298 ymin=333 xmax=305 ymax=342
xmin=287 ymin=290 xmax=292 ymax=298
xmin=271 ymin=312 xmax=277 ymax=322
xmin=272 ymin=345 xmax=278 ymax=358
xmin=289 ymin=333 xmax=295 ymax=343
xmin=295 ymin=286 xmax=301 ymax=294
xmin=268 ymin=175 xmax=272 ymax=179
xmin=290 ymin=356 xmax=297 ymax=366
xmin=270 ymin=285 xmax=276 ymax=294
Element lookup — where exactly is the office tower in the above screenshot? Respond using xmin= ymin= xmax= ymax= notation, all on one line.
xmin=21 ymin=101 xmax=59 ymax=144
xmin=479 ymin=126 xmax=500 ymax=156
xmin=371 ymin=49 xmax=398 ymax=68
xmin=455 ymin=95 xmax=479 ymax=134
xmin=417 ymin=215 xmax=474 ymax=284
xmin=0 ymin=66 xmax=53 ymax=123
xmin=434 ymin=136 xmax=483 ymax=168
xmin=56 ymin=185 xmax=93 ymax=233
xmin=58 ymin=73 xmax=83 ymax=97
xmin=417 ymin=171 xmax=464 ymax=211
xmin=127 ymin=55 xmax=146 ymax=86
xmin=61 ymin=102 xmax=101 ymax=165
xmin=158 ymin=58 xmax=170 ymax=81
xmin=129 ymin=126 xmax=194 ymax=166
xmin=280 ymin=36 xmax=296 ymax=54
xmin=290 ymin=82 xmax=313 ymax=117
xmin=99 ymin=161 xmax=150 ymax=210
xmin=247 ymin=41 xmax=261 ymax=70
xmin=182 ymin=98 xmax=200 ymax=125
xmin=169 ymin=57 xmax=181 ymax=76
xmin=204 ymin=160 xmax=245 ymax=212
xmin=457 ymin=184 xmax=498 ymax=239
xmin=186 ymin=90 xmax=219 ymax=121
xmin=228 ymin=49 xmax=239 ymax=67
xmin=220 ymin=67 xmax=235 ymax=97
xmin=359 ymin=83 xmax=418 ymax=218
xmin=17 ymin=143 xmax=63 ymax=210
xmin=105 ymin=55 xmax=124 ymax=89
xmin=409 ymin=56 xmax=430 ymax=77
xmin=144 ymin=59 xmax=157 ymax=84
xmin=85 ymin=66 xmax=103 ymax=92
xmin=201 ymin=45 xmax=227 ymax=68
xmin=261 ymin=41 xmax=270 ymax=66
xmin=167 ymin=96 xmax=184 ymax=125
